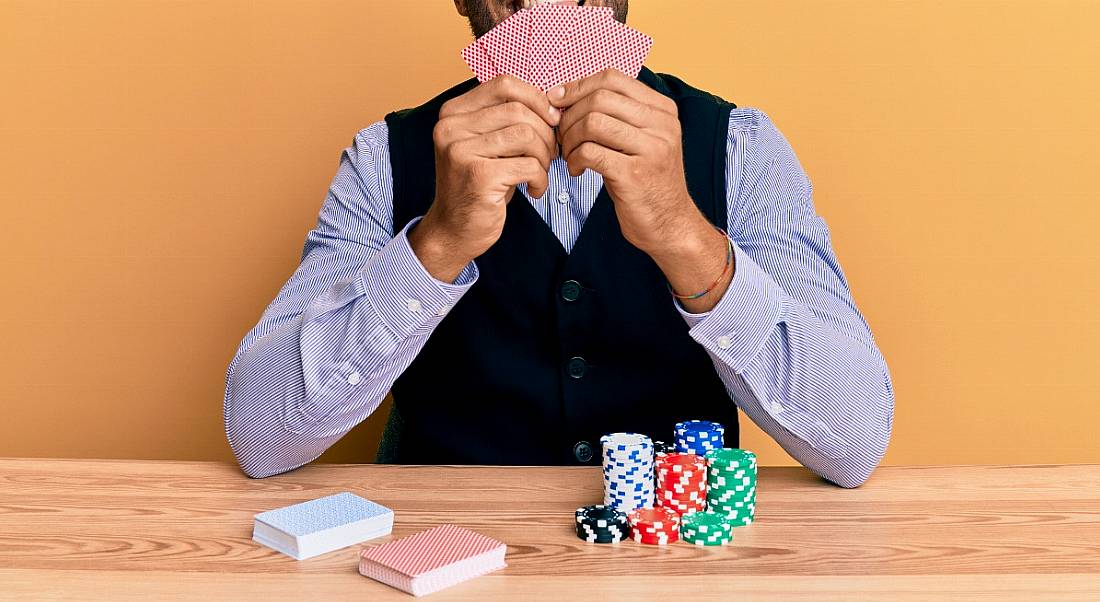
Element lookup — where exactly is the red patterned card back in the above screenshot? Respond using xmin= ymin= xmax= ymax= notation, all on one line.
xmin=359 ymin=524 xmax=506 ymax=577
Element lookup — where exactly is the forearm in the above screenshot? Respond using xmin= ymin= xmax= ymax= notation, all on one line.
xmin=678 ymin=243 xmax=894 ymax=488
xmin=225 ymin=314 xmax=385 ymax=478
xmin=647 ymin=211 xmax=735 ymax=315
xmin=702 ymin=309 xmax=893 ymax=488
xmin=224 ymin=217 xmax=477 ymax=478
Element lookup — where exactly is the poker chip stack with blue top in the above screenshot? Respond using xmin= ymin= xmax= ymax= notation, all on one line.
xmin=600 ymin=432 xmax=655 ymax=513
xmin=704 ymin=448 xmax=758 ymax=525
xmin=674 ymin=420 xmax=725 ymax=456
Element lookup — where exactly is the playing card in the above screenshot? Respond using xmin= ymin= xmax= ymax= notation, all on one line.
xmin=359 ymin=524 xmax=507 ymax=597
xmin=253 ymin=492 xmax=394 ymax=560
xmin=478 ymin=9 xmax=530 ymax=81
xmin=552 ymin=9 xmax=650 ymax=89
xmin=528 ymin=4 xmax=576 ymax=91
xmin=530 ymin=5 xmax=615 ymax=91
xmin=462 ymin=40 xmax=497 ymax=82
xmin=460 ymin=4 xmax=651 ymax=91
xmin=604 ymin=19 xmax=653 ymax=79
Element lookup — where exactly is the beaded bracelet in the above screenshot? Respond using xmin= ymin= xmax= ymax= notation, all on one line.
xmin=667 ymin=227 xmax=734 ymax=301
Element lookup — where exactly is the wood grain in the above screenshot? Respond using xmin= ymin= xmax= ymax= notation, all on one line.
xmin=1 ymin=459 xmax=1098 ymax=600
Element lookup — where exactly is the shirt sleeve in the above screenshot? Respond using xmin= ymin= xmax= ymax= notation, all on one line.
xmin=223 ymin=120 xmax=478 ymax=478
xmin=672 ymin=108 xmax=895 ymax=488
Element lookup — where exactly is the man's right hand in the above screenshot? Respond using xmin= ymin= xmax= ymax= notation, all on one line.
xmin=408 ymin=76 xmax=560 ymax=283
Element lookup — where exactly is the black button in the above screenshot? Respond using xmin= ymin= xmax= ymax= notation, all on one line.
xmin=560 ymin=279 xmax=581 ymax=302
xmin=574 ymin=441 xmax=594 ymax=463
xmin=566 ymin=356 xmax=587 ymax=379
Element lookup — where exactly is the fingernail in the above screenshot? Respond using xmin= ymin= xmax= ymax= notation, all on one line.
xmin=549 ymin=105 xmax=560 ymax=120
xmin=549 ymin=86 xmax=565 ymax=100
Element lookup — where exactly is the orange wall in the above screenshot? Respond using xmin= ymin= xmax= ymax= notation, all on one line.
xmin=2 ymin=1 xmax=1098 ymax=467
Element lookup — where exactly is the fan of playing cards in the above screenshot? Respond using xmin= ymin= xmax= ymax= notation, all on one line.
xmin=462 ymin=0 xmax=653 ymax=92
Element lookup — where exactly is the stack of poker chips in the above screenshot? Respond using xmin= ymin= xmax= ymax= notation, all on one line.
xmin=704 ymin=448 xmax=758 ymax=525
xmin=674 ymin=420 xmax=725 ymax=456
xmin=652 ymin=440 xmax=675 ymax=455
xmin=679 ymin=510 xmax=735 ymax=546
xmin=575 ymin=505 xmax=631 ymax=543
xmin=601 ymin=432 xmax=655 ymax=513
xmin=627 ymin=506 xmax=681 ymax=545
xmin=654 ymin=452 xmax=707 ymax=516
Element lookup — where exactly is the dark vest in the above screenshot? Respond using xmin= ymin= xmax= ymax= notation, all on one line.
xmin=379 ymin=66 xmax=739 ymax=465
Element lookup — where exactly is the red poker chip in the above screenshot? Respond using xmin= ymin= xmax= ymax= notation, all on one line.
xmin=634 ymin=526 xmax=678 ymax=535
xmin=657 ymin=469 xmax=704 ymax=478
xmin=658 ymin=479 xmax=706 ymax=489
xmin=634 ymin=531 xmax=680 ymax=545
xmin=655 ymin=452 xmax=706 ymax=470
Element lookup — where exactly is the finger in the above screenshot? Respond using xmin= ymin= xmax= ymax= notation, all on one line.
xmin=547 ymin=68 xmax=676 ymax=116
xmin=564 ymin=141 xmax=630 ymax=179
xmin=441 ymin=74 xmax=561 ymax=126
xmin=454 ymin=123 xmax=554 ymax=172
xmin=494 ymin=157 xmax=550 ymax=198
xmin=438 ymin=102 xmax=556 ymax=159
xmin=557 ymin=87 xmax=675 ymax=137
xmin=559 ymin=111 xmax=654 ymax=159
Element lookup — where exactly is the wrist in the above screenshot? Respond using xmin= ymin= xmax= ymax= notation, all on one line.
xmin=645 ymin=209 xmax=717 ymax=265
xmin=651 ymin=218 xmax=734 ymax=314
xmin=408 ymin=215 xmax=473 ymax=284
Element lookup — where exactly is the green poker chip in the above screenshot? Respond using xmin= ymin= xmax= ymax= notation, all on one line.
xmin=703 ymin=448 xmax=758 ymax=525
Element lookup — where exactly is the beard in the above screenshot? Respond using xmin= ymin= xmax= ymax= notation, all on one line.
xmin=465 ymin=1 xmax=629 ymax=39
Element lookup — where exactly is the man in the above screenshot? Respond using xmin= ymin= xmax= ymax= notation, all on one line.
xmin=223 ymin=0 xmax=894 ymax=487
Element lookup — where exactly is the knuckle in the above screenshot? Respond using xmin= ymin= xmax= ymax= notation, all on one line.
xmin=504 ymin=100 xmax=526 ymax=118
xmin=591 ymin=88 xmax=614 ymax=106
xmin=497 ymin=75 xmax=518 ymax=93
xmin=432 ymin=119 xmax=453 ymax=146
xmin=511 ymin=124 xmax=535 ymax=144
xmin=575 ymin=142 xmax=593 ymax=161
xmin=449 ymin=140 xmax=473 ymax=165
xmin=668 ymin=114 xmax=682 ymax=135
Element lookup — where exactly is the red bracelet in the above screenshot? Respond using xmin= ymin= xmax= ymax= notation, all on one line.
xmin=667 ymin=227 xmax=733 ymax=301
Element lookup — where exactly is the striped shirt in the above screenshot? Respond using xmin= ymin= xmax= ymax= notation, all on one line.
xmin=223 ymin=106 xmax=894 ymax=487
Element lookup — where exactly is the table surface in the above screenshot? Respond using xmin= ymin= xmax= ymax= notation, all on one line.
xmin=1 ymin=459 xmax=1098 ymax=600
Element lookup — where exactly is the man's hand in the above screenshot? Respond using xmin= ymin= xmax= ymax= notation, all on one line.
xmin=410 ymin=75 xmax=560 ymax=282
xmin=548 ymin=68 xmax=733 ymax=313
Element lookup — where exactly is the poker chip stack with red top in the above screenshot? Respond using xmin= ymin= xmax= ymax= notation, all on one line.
xmin=627 ymin=507 xmax=681 ymax=545
xmin=655 ymin=452 xmax=707 ymax=516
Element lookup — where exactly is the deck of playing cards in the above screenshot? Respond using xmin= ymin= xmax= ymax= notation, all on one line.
xmin=358 ymin=524 xmax=507 ymax=597
xmin=462 ymin=1 xmax=653 ymax=91
xmin=252 ymin=492 xmax=394 ymax=560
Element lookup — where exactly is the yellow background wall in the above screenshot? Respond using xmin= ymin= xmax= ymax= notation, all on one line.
xmin=2 ymin=1 xmax=1098 ymax=467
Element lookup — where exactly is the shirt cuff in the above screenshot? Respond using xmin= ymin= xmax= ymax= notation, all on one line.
xmin=363 ymin=215 xmax=478 ymax=338
xmin=674 ymin=239 xmax=787 ymax=372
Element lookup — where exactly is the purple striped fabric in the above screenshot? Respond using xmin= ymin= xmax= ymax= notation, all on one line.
xmin=223 ymin=107 xmax=894 ymax=487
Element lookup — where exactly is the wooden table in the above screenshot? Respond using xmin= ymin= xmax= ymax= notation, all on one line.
xmin=1 ymin=459 xmax=1098 ymax=600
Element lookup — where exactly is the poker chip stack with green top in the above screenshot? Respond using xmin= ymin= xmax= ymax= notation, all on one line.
xmin=703 ymin=448 xmax=757 ymax=525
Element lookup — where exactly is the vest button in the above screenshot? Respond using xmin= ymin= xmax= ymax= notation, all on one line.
xmin=566 ymin=356 xmax=588 ymax=379
xmin=560 ymin=280 xmax=581 ymax=302
xmin=573 ymin=441 xmax=594 ymax=463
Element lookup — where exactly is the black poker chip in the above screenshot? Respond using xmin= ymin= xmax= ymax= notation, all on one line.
xmin=653 ymin=439 xmax=675 ymax=455
xmin=575 ymin=504 xmax=632 ymax=543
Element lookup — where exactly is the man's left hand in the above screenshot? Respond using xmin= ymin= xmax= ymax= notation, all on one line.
xmin=548 ymin=68 xmax=707 ymax=258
